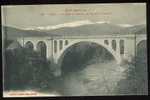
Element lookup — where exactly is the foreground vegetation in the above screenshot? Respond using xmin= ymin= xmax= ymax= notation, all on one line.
xmin=4 ymin=42 xmax=54 ymax=90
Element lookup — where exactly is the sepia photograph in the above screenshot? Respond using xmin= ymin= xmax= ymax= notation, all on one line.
xmin=1 ymin=3 xmax=148 ymax=97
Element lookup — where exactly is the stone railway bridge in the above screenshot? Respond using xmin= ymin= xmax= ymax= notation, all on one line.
xmin=17 ymin=34 xmax=146 ymax=76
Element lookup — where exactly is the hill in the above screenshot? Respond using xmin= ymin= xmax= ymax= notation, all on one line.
xmin=2 ymin=23 xmax=146 ymax=40
xmin=2 ymin=26 xmax=50 ymax=40
xmin=125 ymin=24 xmax=146 ymax=34
xmin=41 ymin=23 xmax=128 ymax=36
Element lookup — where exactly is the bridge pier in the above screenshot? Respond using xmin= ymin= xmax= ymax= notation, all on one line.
xmin=33 ymin=42 xmax=37 ymax=51
xmin=50 ymin=60 xmax=62 ymax=77
xmin=123 ymin=39 xmax=136 ymax=63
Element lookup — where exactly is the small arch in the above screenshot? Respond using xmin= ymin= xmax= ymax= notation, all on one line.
xmin=136 ymin=40 xmax=147 ymax=62
xmin=136 ymin=40 xmax=146 ymax=54
xmin=137 ymin=40 xmax=146 ymax=47
xmin=25 ymin=41 xmax=34 ymax=50
xmin=59 ymin=40 xmax=63 ymax=50
xmin=54 ymin=40 xmax=57 ymax=53
xmin=65 ymin=40 xmax=68 ymax=45
xmin=120 ymin=40 xmax=124 ymax=54
xmin=37 ymin=41 xmax=47 ymax=58
xmin=136 ymin=39 xmax=146 ymax=47
xmin=104 ymin=40 xmax=109 ymax=45
xmin=112 ymin=40 xmax=116 ymax=51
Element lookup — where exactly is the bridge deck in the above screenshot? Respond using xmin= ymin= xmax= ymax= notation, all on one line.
xmin=17 ymin=34 xmax=146 ymax=40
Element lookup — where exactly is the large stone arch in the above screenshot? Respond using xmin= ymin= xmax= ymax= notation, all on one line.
xmin=55 ymin=40 xmax=121 ymax=67
xmin=36 ymin=41 xmax=47 ymax=58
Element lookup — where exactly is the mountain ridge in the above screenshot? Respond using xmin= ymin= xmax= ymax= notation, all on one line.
xmin=2 ymin=23 xmax=146 ymax=40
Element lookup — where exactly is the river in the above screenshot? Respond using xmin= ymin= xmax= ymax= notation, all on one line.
xmin=50 ymin=60 xmax=129 ymax=96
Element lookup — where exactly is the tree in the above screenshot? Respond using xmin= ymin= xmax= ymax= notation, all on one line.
xmin=4 ymin=44 xmax=54 ymax=90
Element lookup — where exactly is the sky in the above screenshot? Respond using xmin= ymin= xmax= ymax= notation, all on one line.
xmin=1 ymin=3 xmax=146 ymax=29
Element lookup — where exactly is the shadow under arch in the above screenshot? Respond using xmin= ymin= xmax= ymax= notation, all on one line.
xmin=25 ymin=41 xmax=34 ymax=50
xmin=57 ymin=41 xmax=117 ymax=75
xmin=36 ymin=41 xmax=47 ymax=58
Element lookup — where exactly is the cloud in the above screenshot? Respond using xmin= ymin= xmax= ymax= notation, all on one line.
xmin=116 ymin=24 xmax=134 ymax=27
xmin=96 ymin=21 xmax=110 ymax=24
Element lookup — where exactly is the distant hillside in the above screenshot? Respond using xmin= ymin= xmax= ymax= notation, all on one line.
xmin=41 ymin=23 xmax=128 ymax=36
xmin=2 ymin=23 xmax=146 ymax=40
xmin=125 ymin=24 xmax=146 ymax=34
xmin=26 ymin=23 xmax=147 ymax=36
xmin=135 ymin=27 xmax=146 ymax=34
xmin=2 ymin=26 xmax=50 ymax=40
